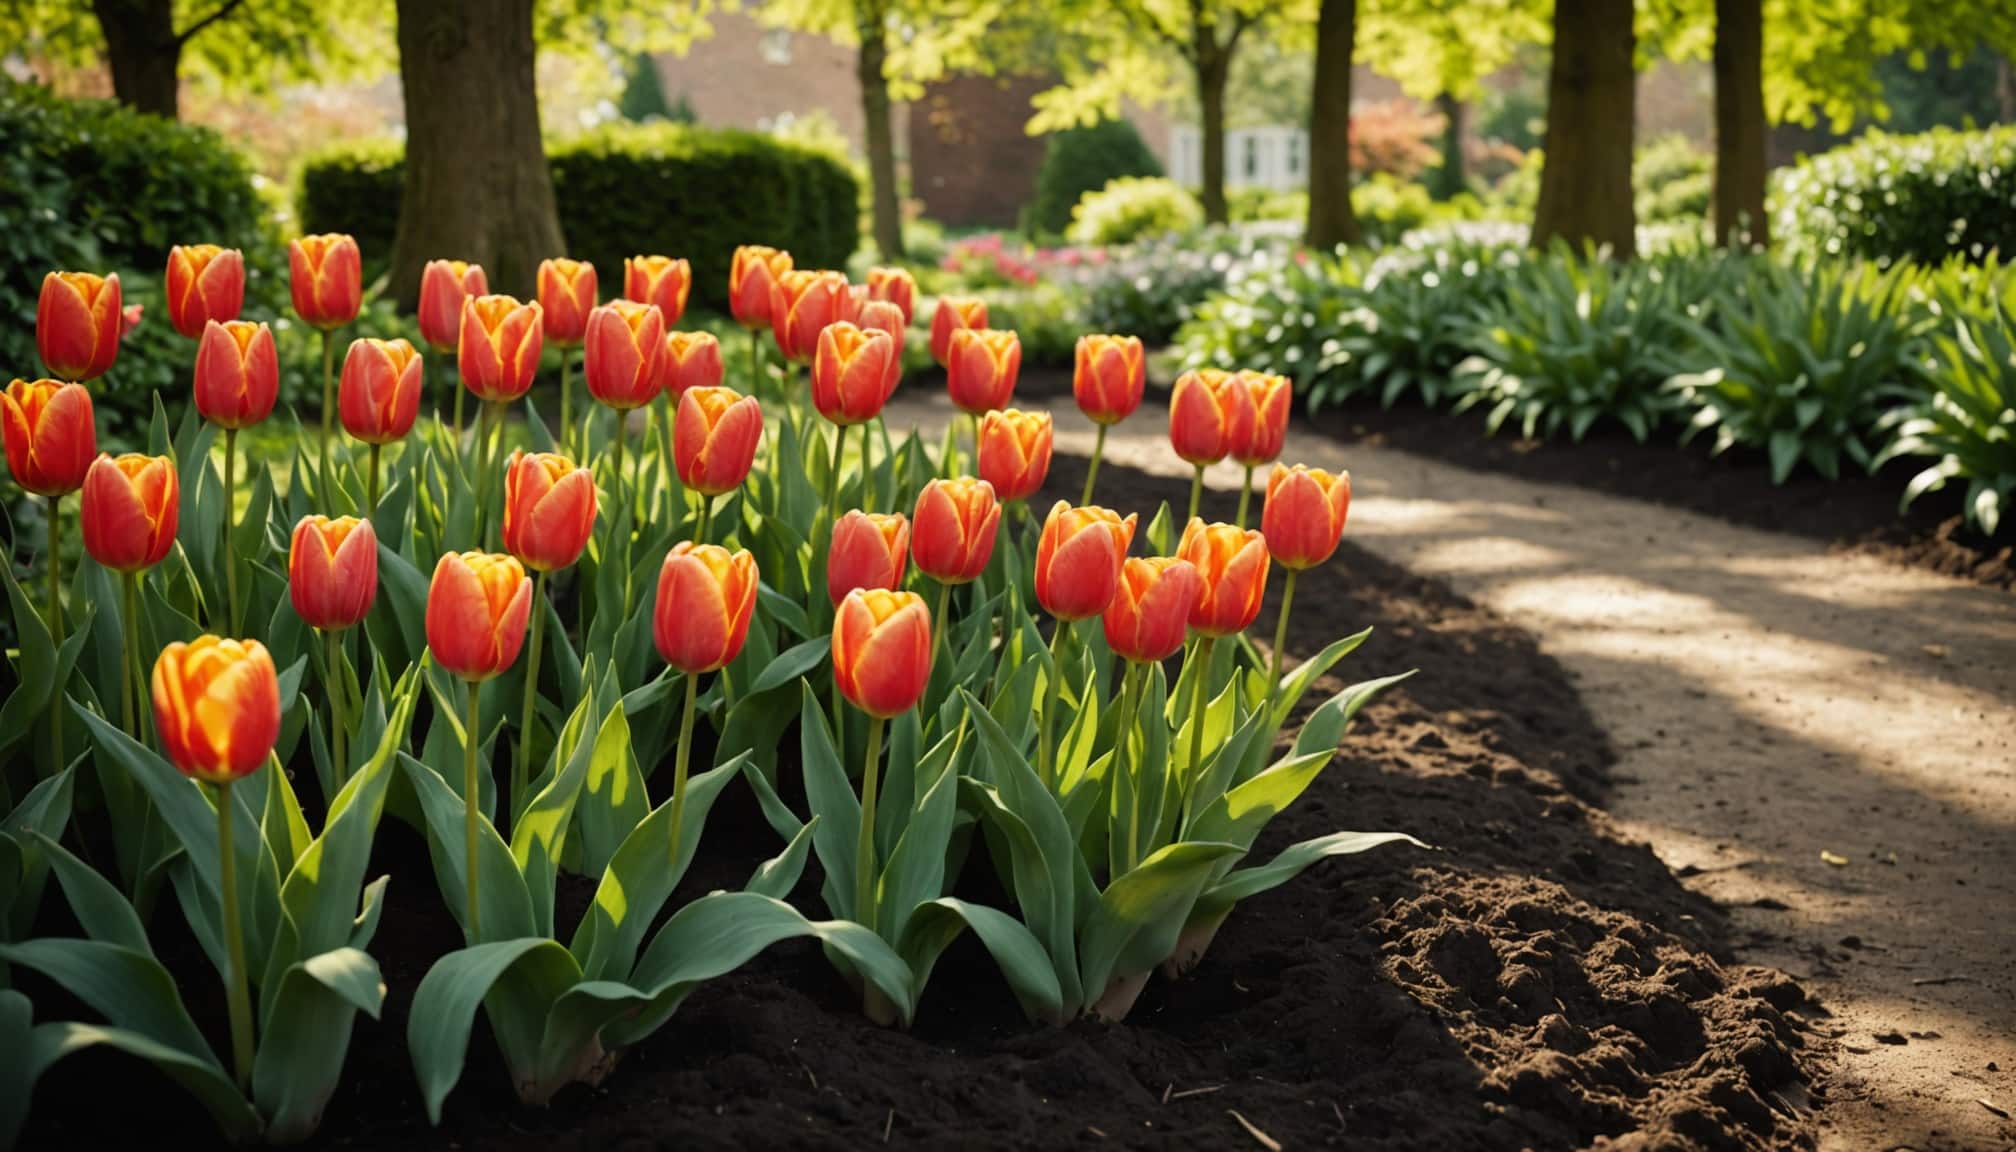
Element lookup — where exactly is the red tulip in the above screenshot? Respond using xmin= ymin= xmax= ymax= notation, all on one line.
xmin=1229 ymin=371 xmax=1291 ymax=466
xmin=866 ymin=267 xmax=918 ymax=326
xmin=1262 ymin=464 xmax=1351 ymax=570
xmin=1168 ymin=368 xmax=1247 ymax=466
xmin=340 ymin=338 xmax=425 ymax=445
xmin=288 ymin=234 xmax=362 ymax=330
xmin=583 ymin=300 xmax=665 ymax=410
xmin=653 ymin=542 xmax=759 ymax=674
xmin=977 ymin=408 xmax=1052 ymax=503
xmin=418 ymin=260 xmax=489 ymax=353
xmin=675 ymin=386 xmax=763 ymax=496
xmin=658 ymin=331 xmax=724 ymax=398
xmin=946 ymin=329 xmax=1020 ymax=416
xmin=501 ymin=451 xmax=598 ymax=572
xmin=537 ymin=258 xmax=598 ymax=347
xmin=289 ymin=515 xmax=378 ymax=631
xmin=1104 ymin=557 xmax=1202 ymax=664
xmin=771 ymin=269 xmax=851 ymax=364
xmin=1034 ymin=502 xmax=1136 ymax=621
xmin=425 ymin=551 xmax=533 ymax=682
xmin=911 ymin=477 xmax=999 ymax=586
xmin=625 ymin=255 xmax=692 ymax=327
xmin=1073 ymin=334 xmax=1145 ymax=426
xmin=152 ymin=637 xmax=280 ymax=784
xmin=730 ymin=245 xmax=794 ymax=329
xmin=856 ymin=300 xmax=907 ymax=395
xmin=1176 ymin=519 xmax=1270 ymax=637
xmin=1 ymin=378 xmax=95 ymax=497
xmin=459 ymin=295 xmax=545 ymax=402
xmin=37 ymin=271 xmax=122 ymax=382
xmin=928 ymin=296 xmax=987 ymax=368
xmin=827 ymin=510 xmax=910 ymax=605
xmin=193 ymin=320 xmax=279 ymax=430
xmin=81 ymin=453 xmax=178 ymax=573
xmin=811 ymin=322 xmax=897 ymax=426
xmin=165 ymin=246 xmax=245 ymax=339
xmin=832 ymin=588 xmax=932 ymax=718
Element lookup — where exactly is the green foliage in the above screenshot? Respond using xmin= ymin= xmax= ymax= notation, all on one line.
xmin=1634 ymin=135 xmax=1712 ymax=224
xmin=985 ymin=283 xmax=1084 ymax=368
xmin=1227 ymin=186 xmax=1307 ymax=223
xmin=617 ymin=53 xmax=674 ymax=122
xmin=1771 ymin=126 xmax=2016 ymax=268
xmin=1066 ymin=177 xmax=1203 ymax=247
xmin=1878 ymin=284 xmax=2016 ymax=534
xmin=1027 ymin=118 xmax=1165 ymax=239
xmin=1351 ymin=174 xmax=1436 ymax=245
xmin=1176 ymin=247 xmax=1366 ymax=400
xmin=1079 ymin=227 xmax=1285 ymax=346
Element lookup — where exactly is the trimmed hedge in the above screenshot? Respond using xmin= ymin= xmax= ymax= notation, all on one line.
xmin=297 ymin=123 xmax=860 ymax=311
xmin=1026 ymin=118 xmax=1163 ymax=240
xmin=1773 ymin=125 xmax=2016 ymax=267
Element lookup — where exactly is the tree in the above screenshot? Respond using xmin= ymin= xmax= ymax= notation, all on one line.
xmin=1529 ymin=0 xmax=1635 ymax=257
xmin=1304 ymin=0 xmax=1361 ymax=248
xmin=1711 ymin=0 xmax=1765 ymax=246
xmin=617 ymin=51 xmax=672 ymax=122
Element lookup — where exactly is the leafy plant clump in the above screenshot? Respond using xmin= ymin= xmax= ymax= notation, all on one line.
xmin=1877 ymin=288 xmax=2016 ymax=534
xmin=1026 ymin=117 xmax=1164 ymax=240
xmin=1771 ymin=125 xmax=2016 ymax=268
xmin=1068 ymin=177 xmax=1205 ymax=248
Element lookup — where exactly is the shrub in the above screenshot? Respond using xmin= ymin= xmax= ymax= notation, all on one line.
xmin=1026 ymin=118 xmax=1163 ymax=240
xmin=1176 ymin=247 xmax=1364 ymax=398
xmin=1078 ymin=227 xmax=1282 ymax=346
xmin=1066 ymin=176 xmax=1203 ymax=247
xmin=1878 ymin=289 xmax=2016 ymax=534
xmin=984 ymin=282 xmax=1083 ymax=368
xmin=1350 ymin=100 xmax=1443 ymax=180
xmin=1771 ymin=125 xmax=2016 ymax=267
xmin=295 ymin=137 xmax=405 ymax=273
xmin=1635 ymin=135 xmax=1712 ymax=224
xmin=1351 ymin=174 xmax=1436 ymax=245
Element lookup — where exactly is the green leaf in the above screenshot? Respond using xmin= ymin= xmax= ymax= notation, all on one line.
xmin=747 ymin=637 xmax=828 ymax=695
xmin=1188 ymin=750 xmax=1334 ymax=850
xmin=897 ymin=898 xmax=1065 ymax=1025
xmin=745 ymin=816 xmax=819 ymax=900
xmin=0 ymin=938 xmax=219 ymax=1068
xmin=0 ymin=558 xmax=56 ymax=755
xmin=1077 ymin=840 xmax=1243 ymax=1006
xmin=874 ymin=742 xmax=959 ymax=946
xmin=1192 ymin=830 xmax=1428 ymax=925
xmin=397 ymin=753 xmax=535 ymax=944
xmin=1267 ymin=626 xmax=1373 ymax=731
xmin=574 ymin=693 xmax=648 ymax=877
xmin=30 ymin=831 xmax=149 ymax=954
xmin=797 ymin=686 xmax=860 ymax=919
xmin=22 ymin=1022 xmax=259 ymax=1144
xmin=1293 ymin=672 xmax=1417 ymax=760
xmin=0 ymin=990 xmax=31 ymax=1147
xmin=252 ymin=948 xmax=386 ymax=1143
xmin=406 ymin=938 xmax=583 ymax=1123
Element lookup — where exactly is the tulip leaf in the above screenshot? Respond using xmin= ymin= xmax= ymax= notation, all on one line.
xmin=1055 ymin=667 xmax=1102 ymax=796
xmin=0 ymin=937 xmax=220 ymax=1067
xmin=573 ymin=694 xmax=648 ymax=877
xmin=407 ymin=937 xmax=584 ymax=1123
xmin=898 ymin=898 xmax=1065 ymax=1026
xmin=1294 ymin=671 xmax=1417 ymax=761
xmin=253 ymin=947 xmax=385 ymax=1144
xmin=1267 ymin=626 xmax=1374 ymax=731
xmin=30 ymin=828 xmax=148 ymax=955
xmin=739 ymin=757 xmax=806 ymax=844
xmin=874 ymin=733 xmax=961 ymax=946
xmin=0 ymin=989 xmax=31 ymax=1147
xmin=1191 ymin=830 xmax=1429 ymax=928
xmin=797 ymin=686 xmax=861 ymax=919
xmin=0 ymin=558 xmax=56 ymax=756
xmin=368 ymin=541 xmax=430 ymax=674
xmin=19 ymin=1020 xmax=260 ymax=1144
xmin=397 ymin=752 xmax=535 ymax=944
xmin=1077 ymin=840 xmax=1244 ymax=1008
xmin=745 ymin=815 xmax=819 ymax=900
xmin=512 ymin=697 xmax=598 ymax=938
xmin=1188 ymin=749 xmax=1335 ymax=851
xmin=748 ymin=636 xmax=828 ymax=696
xmin=1 ymin=771 xmax=75 ymax=940
xmin=260 ymin=752 xmax=312 ymax=874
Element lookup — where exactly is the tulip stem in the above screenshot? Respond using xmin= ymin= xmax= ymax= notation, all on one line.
xmin=559 ymin=347 xmax=574 ymax=459
xmin=1082 ymin=423 xmax=1107 ymax=506
xmin=120 ymin=571 xmax=139 ymax=741
xmin=932 ymin=579 xmax=951 ymax=670
xmin=223 ymin=427 xmax=239 ymax=634
xmin=1116 ymin=662 xmax=1144 ymax=873
xmin=463 ymin=679 xmax=484 ymax=942
xmin=1186 ymin=463 xmax=1205 ymax=528
xmin=367 ymin=443 xmax=381 ymax=520
xmin=666 ymin=670 xmax=698 ymax=880
xmin=1038 ymin=619 xmax=1073 ymax=790
xmin=696 ymin=496 xmax=713 ymax=546
xmin=1236 ymin=464 xmax=1254 ymax=530
xmin=514 ymin=570 xmax=548 ymax=834
xmin=748 ymin=326 xmax=763 ymax=398
xmin=854 ymin=712 xmax=886 ymax=931
xmin=641 ymin=403 xmax=658 ymax=524
xmin=1267 ymin=568 xmax=1297 ymax=705
xmin=216 ymin=779 xmax=254 ymax=1091
xmin=861 ymin=421 xmax=876 ymax=512
xmin=46 ymin=494 xmax=63 ymax=771
xmin=1183 ymin=636 xmax=1217 ymax=829
xmin=659 ymin=392 xmax=677 ymax=521
xmin=450 ymin=354 xmax=466 ymax=460
xmin=327 ymin=629 xmax=347 ymax=787
xmin=319 ymin=328 xmax=335 ymax=512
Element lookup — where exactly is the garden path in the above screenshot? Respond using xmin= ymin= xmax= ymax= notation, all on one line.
xmin=884 ymin=392 xmax=2016 ymax=1152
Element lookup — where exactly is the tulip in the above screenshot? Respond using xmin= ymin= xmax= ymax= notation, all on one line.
xmin=1228 ymin=371 xmax=1292 ymax=527
xmin=1032 ymin=501 xmax=1135 ymax=784
xmin=625 ymin=255 xmax=692 ymax=326
xmin=289 ymin=234 xmax=362 ymax=330
xmin=2 ymin=378 xmax=94 ymax=498
xmin=339 ymin=337 xmax=424 ymax=512
xmin=194 ymin=321 xmax=280 ymax=431
xmin=289 ymin=515 xmax=378 ymax=784
xmin=928 ymin=295 xmax=987 ymax=368
xmin=946 ymin=328 xmax=1020 ymax=417
xmin=460 ymin=294 xmax=545 ymax=542
xmin=122 ymin=304 xmax=144 ymax=337
xmin=584 ymin=299 xmax=665 ymax=510
xmin=867 ymin=266 xmax=917 ymax=326
xmin=675 ymin=386 xmax=763 ymax=497
xmin=1260 ymin=463 xmax=1351 ymax=691
xmin=1172 ymin=518 xmax=1268 ymax=833
xmin=912 ymin=477 xmax=999 ymax=587
xmin=659 ymin=331 xmax=724 ymax=398
xmin=651 ymin=540 xmax=760 ymax=872
xmin=82 ymin=453 xmax=179 ymax=575
xmin=977 ymin=408 xmax=1052 ymax=504
xmin=419 ymin=260 xmax=489 ymax=445
xmin=501 ymin=450 xmax=597 ymax=574
xmin=831 ymin=586 xmax=931 ymax=929
xmin=1073 ymin=334 xmax=1146 ymax=504
xmin=151 ymin=634 xmax=279 ymax=1088
xmin=37 ymin=271 xmax=122 ymax=382
xmin=729 ymin=245 xmax=794 ymax=330
xmin=827 ymin=510 xmax=910 ymax=605
xmin=165 ymin=246 xmax=245 ymax=339
xmin=1102 ymin=554 xmax=1202 ymax=869
xmin=770 ymin=269 xmax=851 ymax=365
xmin=539 ymin=258 xmax=598 ymax=458
xmin=812 ymin=322 xmax=897 ymax=427
xmin=1169 ymin=368 xmax=1248 ymax=524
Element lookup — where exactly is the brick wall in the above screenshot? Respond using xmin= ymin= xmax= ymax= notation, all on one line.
xmin=908 ymin=73 xmax=1052 ymax=228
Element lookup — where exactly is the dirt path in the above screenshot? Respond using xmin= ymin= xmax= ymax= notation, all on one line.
xmin=886 ymin=393 xmax=2016 ymax=1151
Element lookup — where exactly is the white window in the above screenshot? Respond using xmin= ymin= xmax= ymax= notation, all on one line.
xmin=1242 ymin=134 xmax=1261 ymax=180
xmin=761 ymin=28 xmax=793 ymax=65
xmin=1286 ymin=133 xmax=1304 ymax=178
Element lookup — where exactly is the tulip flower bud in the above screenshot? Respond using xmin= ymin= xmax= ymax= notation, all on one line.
xmin=1262 ymin=464 xmax=1351 ymax=571
xmin=771 ymin=270 xmax=851 ymax=365
xmin=152 ymin=637 xmax=281 ymax=784
xmin=193 ymin=320 xmax=280 ymax=431
xmin=459 ymin=295 xmax=545 ymax=403
xmin=866 ymin=267 xmax=918 ymax=326
xmin=289 ymin=516 xmax=378 ymax=631
xmin=81 ymin=453 xmax=179 ymax=574
xmin=502 ymin=451 xmax=597 ymax=572
xmin=946 ymin=328 xmax=1020 ymax=416
xmin=537 ymin=257 xmax=598 ymax=347
xmin=1073 ymin=334 xmax=1146 ymax=426
xmin=37 ymin=271 xmax=123 ymax=382
xmin=1168 ymin=369 xmax=1248 ymax=467
xmin=832 ymin=588 xmax=932 ymax=718
xmin=584 ymin=300 xmax=666 ymax=410
xmin=675 ymin=386 xmax=763 ymax=496
xmin=654 ymin=542 xmax=759 ymax=674
xmin=1104 ymin=557 xmax=1203 ymax=664
xmin=730 ymin=245 xmax=794 ymax=329
xmin=1229 ymin=371 xmax=1291 ymax=466
xmin=165 ymin=246 xmax=245 ymax=339
xmin=827 ymin=510 xmax=910 ymax=605
xmin=911 ymin=477 xmax=999 ymax=586
xmin=339 ymin=338 xmax=425 ymax=445
xmin=2 ymin=379 xmax=95 ymax=497
xmin=1177 ymin=519 xmax=1270 ymax=637
xmin=812 ymin=322 xmax=897 ymax=426
xmin=658 ymin=331 xmax=724 ymax=398
xmin=122 ymin=304 xmax=144 ymax=338
xmin=625 ymin=255 xmax=692 ymax=327
xmin=418 ymin=260 xmax=488 ymax=353
xmin=1035 ymin=502 xmax=1136 ymax=621
xmin=289 ymin=234 xmax=362 ymax=330
xmin=425 ymin=551 xmax=533 ymax=683
xmin=977 ymin=408 xmax=1052 ymax=504
xmin=928 ymin=296 xmax=987 ymax=368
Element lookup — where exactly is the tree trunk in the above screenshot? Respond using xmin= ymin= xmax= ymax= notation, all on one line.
xmin=94 ymin=0 xmax=181 ymax=118
xmin=1996 ymin=53 xmax=2014 ymax=124
xmin=1433 ymin=92 xmax=1466 ymax=199
xmin=856 ymin=2 xmax=906 ymax=260
xmin=1712 ymin=0 xmax=1767 ymax=247
xmin=389 ymin=0 xmax=565 ymax=309
xmin=1530 ymin=0 xmax=1637 ymax=258
xmin=1304 ymin=0 xmax=1361 ymax=248
xmin=1195 ymin=34 xmax=1232 ymax=226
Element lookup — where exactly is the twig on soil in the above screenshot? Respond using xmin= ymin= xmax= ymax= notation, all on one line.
xmin=1979 ymin=1099 xmax=2010 ymax=1121
xmin=1332 ymin=1101 xmax=1347 ymax=1129
xmin=1169 ymin=1085 xmax=1225 ymax=1100
xmin=1228 ymin=1110 xmax=1282 ymax=1151
xmin=1087 ymin=1125 xmax=1108 ymax=1139
xmin=800 ymin=1061 xmax=819 ymax=1090
xmin=882 ymin=1108 xmax=894 ymax=1142
xmin=1910 ymin=974 xmax=1978 ymax=987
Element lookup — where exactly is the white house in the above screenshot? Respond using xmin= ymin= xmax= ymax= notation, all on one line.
xmin=1169 ymin=125 xmax=1309 ymax=190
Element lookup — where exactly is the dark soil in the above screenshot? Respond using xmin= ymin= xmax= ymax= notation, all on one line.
xmin=17 ymin=454 xmax=1821 ymax=1151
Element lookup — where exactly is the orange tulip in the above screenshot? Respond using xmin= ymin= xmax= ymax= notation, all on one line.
xmin=165 ymin=246 xmax=245 ymax=339
xmin=81 ymin=453 xmax=178 ymax=573
xmin=1073 ymin=335 xmax=1146 ymax=425
xmin=151 ymin=637 xmax=280 ymax=784
xmin=911 ymin=477 xmax=999 ymax=586
xmin=653 ymin=542 xmax=759 ymax=674
xmin=770 ymin=270 xmax=851 ymax=364
xmin=856 ymin=300 xmax=907 ymax=394
xmin=459 ymin=295 xmax=545 ymax=402
xmin=1104 ymin=557 xmax=1202 ymax=664
xmin=501 ymin=451 xmax=597 ymax=572
xmin=537 ymin=257 xmax=598 ymax=346
xmin=2 ymin=379 xmax=95 ymax=497
xmin=811 ymin=322 xmax=897 ymax=426
xmin=339 ymin=338 xmax=424 ymax=445
xmin=827 ymin=510 xmax=910 ymax=605
xmin=37 ymin=271 xmax=122 ymax=382
xmin=928 ymin=296 xmax=987 ymax=368
xmin=288 ymin=516 xmax=378 ymax=631
xmin=730 ymin=245 xmax=794 ymax=329
xmin=675 ymin=386 xmax=763 ymax=496
xmin=866 ymin=267 xmax=917 ymax=326
xmin=1262 ymin=464 xmax=1351 ymax=570
xmin=1229 ymin=371 xmax=1291 ymax=466
xmin=625 ymin=255 xmax=692 ymax=326
xmin=418 ymin=260 xmax=489 ymax=353
xmin=658 ymin=331 xmax=724 ymax=398
xmin=832 ymin=588 xmax=932 ymax=718
xmin=583 ymin=300 xmax=665 ymax=410
xmin=425 ymin=551 xmax=533 ymax=682
xmin=1034 ymin=502 xmax=1137 ymax=621
xmin=977 ymin=408 xmax=1052 ymax=503
xmin=193 ymin=320 xmax=279 ymax=431
xmin=1168 ymin=369 xmax=1248 ymax=466
xmin=946 ymin=329 xmax=1020 ymax=416
xmin=288 ymin=234 xmax=362 ymax=330
xmin=1177 ymin=519 xmax=1270 ymax=637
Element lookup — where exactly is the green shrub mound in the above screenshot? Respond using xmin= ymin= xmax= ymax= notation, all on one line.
xmin=1772 ymin=125 xmax=2016 ymax=268
xmin=1067 ymin=176 xmax=1203 ymax=247
xmin=1079 ymin=227 xmax=1283 ymax=347
xmin=1026 ymin=118 xmax=1163 ymax=240
xmin=297 ymin=124 xmax=860 ymax=312
xmin=1877 ymin=279 xmax=2016 ymax=534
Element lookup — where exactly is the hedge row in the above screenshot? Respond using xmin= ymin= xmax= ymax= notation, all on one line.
xmin=1773 ymin=124 xmax=2016 ymax=267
